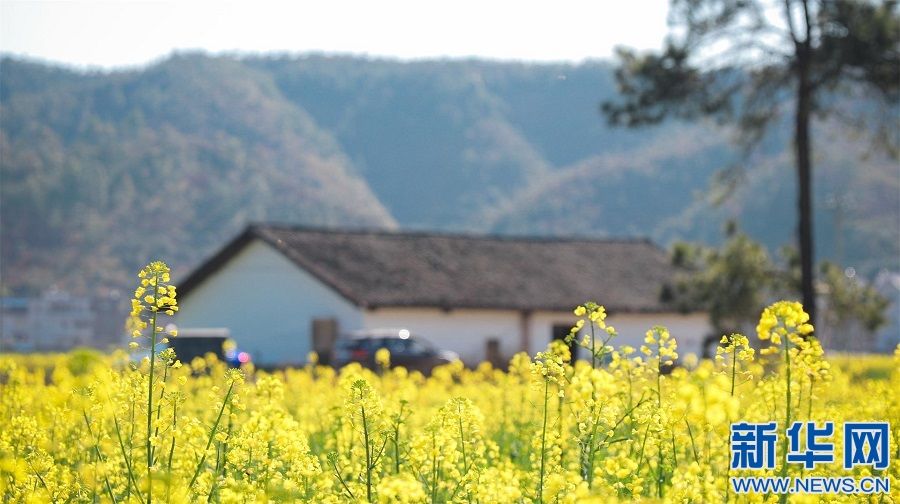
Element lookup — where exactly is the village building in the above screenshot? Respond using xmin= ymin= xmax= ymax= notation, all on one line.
xmin=176 ymin=225 xmax=711 ymax=367
xmin=0 ymin=290 xmax=127 ymax=352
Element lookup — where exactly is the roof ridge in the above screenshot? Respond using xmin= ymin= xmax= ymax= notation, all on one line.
xmin=248 ymin=222 xmax=656 ymax=246
xmin=179 ymin=223 xmax=678 ymax=313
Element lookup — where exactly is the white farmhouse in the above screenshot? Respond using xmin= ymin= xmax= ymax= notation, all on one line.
xmin=176 ymin=225 xmax=711 ymax=367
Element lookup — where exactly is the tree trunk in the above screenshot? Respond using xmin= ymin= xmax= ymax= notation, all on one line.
xmin=795 ymin=49 xmax=816 ymax=328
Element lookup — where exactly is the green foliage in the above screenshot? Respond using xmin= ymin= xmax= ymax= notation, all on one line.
xmin=66 ymin=348 xmax=103 ymax=376
xmin=603 ymin=0 xmax=899 ymax=329
xmin=819 ymin=261 xmax=889 ymax=333
xmin=779 ymin=246 xmax=889 ymax=333
xmin=603 ymin=0 xmax=899 ymax=137
xmin=671 ymin=225 xmax=889 ymax=338
xmin=670 ymin=226 xmax=776 ymax=334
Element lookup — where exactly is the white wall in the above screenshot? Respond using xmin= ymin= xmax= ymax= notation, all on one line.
xmin=177 ymin=240 xmax=363 ymax=367
xmin=607 ymin=312 xmax=711 ymax=359
xmin=363 ymin=308 xmax=522 ymax=365
xmin=363 ymin=308 xmax=711 ymax=365
xmin=530 ymin=311 xmax=711 ymax=361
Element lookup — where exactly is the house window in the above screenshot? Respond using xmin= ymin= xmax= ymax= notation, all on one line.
xmin=551 ymin=324 xmax=578 ymax=361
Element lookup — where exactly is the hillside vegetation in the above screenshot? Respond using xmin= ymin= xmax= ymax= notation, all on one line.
xmin=1 ymin=53 xmax=897 ymax=293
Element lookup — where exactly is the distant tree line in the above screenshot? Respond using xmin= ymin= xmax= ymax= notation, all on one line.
xmin=667 ymin=222 xmax=889 ymax=353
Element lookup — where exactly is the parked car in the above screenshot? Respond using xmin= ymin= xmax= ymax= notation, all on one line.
xmin=166 ymin=327 xmax=251 ymax=368
xmin=332 ymin=328 xmax=458 ymax=374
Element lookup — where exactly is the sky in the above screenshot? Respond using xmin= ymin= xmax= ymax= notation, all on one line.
xmin=1 ymin=0 xmax=670 ymax=69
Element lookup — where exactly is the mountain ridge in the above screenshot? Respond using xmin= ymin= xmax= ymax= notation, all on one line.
xmin=1 ymin=53 xmax=896 ymax=294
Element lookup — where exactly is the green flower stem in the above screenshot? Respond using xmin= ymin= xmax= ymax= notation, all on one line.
xmin=392 ymin=401 xmax=406 ymax=474
xmin=112 ymin=412 xmax=144 ymax=502
xmin=457 ymin=404 xmax=468 ymax=475
xmin=537 ymin=379 xmax=549 ymax=503
xmin=189 ymin=380 xmax=235 ymax=490
xmin=83 ymin=410 xmax=118 ymax=504
xmin=146 ymin=272 xmax=159 ymax=504
xmin=165 ymin=400 xmax=178 ymax=503
xmin=329 ymin=454 xmax=356 ymax=500
xmin=731 ymin=343 xmax=738 ymax=397
xmin=778 ymin=329 xmax=792 ymax=504
xmin=361 ymin=404 xmax=373 ymax=503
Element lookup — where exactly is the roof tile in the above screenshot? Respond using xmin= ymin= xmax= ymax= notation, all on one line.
xmin=180 ymin=224 xmax=677 ymax=313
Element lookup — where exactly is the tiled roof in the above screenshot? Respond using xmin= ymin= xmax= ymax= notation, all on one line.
xmin=179 ymin=224 xmax=678 ymax=313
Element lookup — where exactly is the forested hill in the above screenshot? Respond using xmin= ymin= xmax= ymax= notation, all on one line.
xmin=1 ymin=53 xmax=897 ymax=294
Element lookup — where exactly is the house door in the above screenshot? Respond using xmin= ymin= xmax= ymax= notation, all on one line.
xmin=551 ymin=324 xmax=578 ymax=361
